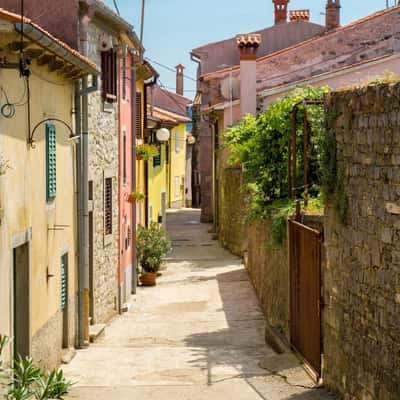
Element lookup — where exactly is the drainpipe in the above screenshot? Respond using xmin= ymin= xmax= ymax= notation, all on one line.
xmin=78 ymin=12 xmax=91 ymax=348
xmin=131 ymin=50 xmax=138 ymax=294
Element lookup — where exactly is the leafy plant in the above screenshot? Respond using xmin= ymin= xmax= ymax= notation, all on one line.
xmin=128 ymin=191 xmax=145 ymax=202
xmin=136 ymin=144 xmax=159 ymax=161
xmin=224 ymin=86 xmax=328 ymax=220
xmin=0 ymin=335 xmax=74 ymax=400
xmin=136 ymin=222 xmax=171 ymax=273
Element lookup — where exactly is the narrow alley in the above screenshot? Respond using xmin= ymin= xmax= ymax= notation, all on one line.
xmin=63 ymin=209 xmax=335 ymax=400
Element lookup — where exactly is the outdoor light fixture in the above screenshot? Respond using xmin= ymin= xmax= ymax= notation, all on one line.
xmin=156 ymin=128 xmax=170 ymax=142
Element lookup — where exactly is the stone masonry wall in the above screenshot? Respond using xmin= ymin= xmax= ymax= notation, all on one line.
xmin=218 ymin=167 xmax=247 ymax=256
xmin=87 ymin=22 xmax=119 ymax=324
xmin=323 ymin=83 xmax=400 ymax=400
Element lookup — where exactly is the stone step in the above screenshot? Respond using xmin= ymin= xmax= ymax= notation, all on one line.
xmin=89 ymin=323 xmax=106 ymax=343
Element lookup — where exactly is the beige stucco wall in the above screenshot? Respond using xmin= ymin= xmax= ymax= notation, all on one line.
xmin=0 ymin=60 xmax=77 ymax=367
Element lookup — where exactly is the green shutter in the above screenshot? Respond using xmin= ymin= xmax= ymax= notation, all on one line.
xmin=61 ymin=254 xmax=67 ymax=310
xmin=153 ymin=153 xmax=161 ymax=167
xmin=46 ymin=123 xmax=57 ymax=201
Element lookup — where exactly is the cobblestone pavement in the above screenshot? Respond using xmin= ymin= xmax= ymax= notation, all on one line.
xmin=64 ymin=209 xmax=337 ymax=400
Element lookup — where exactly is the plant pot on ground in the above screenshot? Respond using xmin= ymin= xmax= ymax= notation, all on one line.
xmin=136 ymin=222 xmax=171 ymax=286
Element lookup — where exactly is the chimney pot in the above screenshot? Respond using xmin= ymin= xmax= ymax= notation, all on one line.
xmin=175 ymin=64 xmax=185 ymax=96
xmin=289 ymin=10 xmax=310 ymax=22
xmin=273 ymin=0 xmax=289 ymax=24
xmin=326 ymin=0 xmax=340 ymax=30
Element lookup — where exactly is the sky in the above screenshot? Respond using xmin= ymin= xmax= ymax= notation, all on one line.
xmin=104 ymin=0 xmax=397 ymax=98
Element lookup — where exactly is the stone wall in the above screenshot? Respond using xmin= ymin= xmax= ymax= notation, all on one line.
xmin=87 ymin=22 xmax=119 ymax=324
xmin=323 ymin=83 xmax=400 ymax=400
xmin=246 ymin=221 xmax=289 ymax=339
xmin=218 ymin=167 xmax=247 ymax=256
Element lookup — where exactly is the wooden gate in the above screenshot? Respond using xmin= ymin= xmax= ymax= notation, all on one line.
xmin=289 ymin=219 xmax=322 ymax=377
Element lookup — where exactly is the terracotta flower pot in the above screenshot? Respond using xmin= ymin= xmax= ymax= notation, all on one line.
xmin=140 ymin=272 xmax=157 ymax=286
xmin=136 ymin=154 xmax=143 ymax=161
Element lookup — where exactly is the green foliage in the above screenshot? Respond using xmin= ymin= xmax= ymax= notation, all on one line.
xmin=0 ymin=335 xmax=74 ymax=400
xmin=136 ymin=144 xmax=160 ymax=161
xmin=136 ymin=222 xmax=171 ymax=273
xmin=129 ymin=191 xmax=145 ymax=202
xmin=224 ymin=86 xmax=328 ymax=220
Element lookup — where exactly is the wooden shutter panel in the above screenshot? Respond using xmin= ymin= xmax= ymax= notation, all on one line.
xmin=46 ymin=123 xmax=56 ymax=201
xmin=136 ymin=92 xmax=142 ymax=138
xmin=104 ymin=177 xmax=112 ymax=235
xmin=61 ymin=254 xmax=67 ymax=311
xmin=101 ymin=49 xmax=117 ymax=103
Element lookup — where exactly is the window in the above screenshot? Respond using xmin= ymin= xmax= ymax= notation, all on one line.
xmin=175 ymin=128 xmax=180 ymax=153
xmin=122 ymin=45 xmax=127 ymax=101
xmin=136 ymin=92 xmax=142 ymax=138
xmin=101 ymin=49 xmax=117 ymax=103
xmin=60 ymin=253 xmax=68 ymax=311
xmin=104 ymin=177 xmax=113 ymax=235
xmin=45 ymin=123 xmax=56 ymax=201
xmin=123 ymin=131 xmax=127 ymax=184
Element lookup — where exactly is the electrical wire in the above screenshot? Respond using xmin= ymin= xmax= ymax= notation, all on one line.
xmin=0 ymin=79 xmax=28 ymax=118
xmin=112 ymin=0 xmax=120 ymax=15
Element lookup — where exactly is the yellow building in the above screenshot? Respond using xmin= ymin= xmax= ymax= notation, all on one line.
xmin=146 ymin=85 xmax=192 ymax=222
xmin=0 ymin=9 xmax=97 ymax=368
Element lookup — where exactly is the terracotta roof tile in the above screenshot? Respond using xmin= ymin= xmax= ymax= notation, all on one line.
xmin=0 ymin=8 xmax=97 ymax=72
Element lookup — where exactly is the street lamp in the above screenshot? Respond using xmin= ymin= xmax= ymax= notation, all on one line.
xmin=156 ymin=128 xmax=170 ymax=142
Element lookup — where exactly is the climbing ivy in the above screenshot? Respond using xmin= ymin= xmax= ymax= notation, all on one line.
xmin=225 ymin=86 xmax=329 ymax=221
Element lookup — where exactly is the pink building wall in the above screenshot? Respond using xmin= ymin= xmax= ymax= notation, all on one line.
xmin=118 ymin=50 xmax=134 ymax=302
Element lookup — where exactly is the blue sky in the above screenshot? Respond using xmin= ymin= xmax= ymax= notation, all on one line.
xmin=105 ymin=0 xmax=396 ymax=97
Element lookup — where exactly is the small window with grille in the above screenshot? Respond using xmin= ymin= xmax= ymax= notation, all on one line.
xmin=46 ymin=123 xmax=57 ymax=202
xmin=104 ymin=177 xmax=113 ymax=237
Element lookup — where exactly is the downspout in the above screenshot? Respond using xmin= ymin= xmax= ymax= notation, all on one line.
xmin=78 ymin=12 xmax=91 ymax=348
xmin=130 ymin=50 xmax=138 ymax=294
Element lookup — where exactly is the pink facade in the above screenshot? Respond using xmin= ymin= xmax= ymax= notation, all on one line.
xmin=118 ymin=49 xmax=134 ymax=303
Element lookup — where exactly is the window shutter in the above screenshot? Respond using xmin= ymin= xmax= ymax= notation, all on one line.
xmin=46 ymin=123 xmax=56 ymax=201
xmin=153 ymin=152 xmax=161 ymax=168
xmin=136 ymin=92 xmax=142 ymax=138
xmin=101 ymin=49 xmax=117 ymax=103
xmin=104 ymin=177 xmax=113 ymax=235
xmin=61 ymin=255 xmax=67 ymax=311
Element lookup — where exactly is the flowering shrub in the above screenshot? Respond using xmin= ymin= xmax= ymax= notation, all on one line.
xmin=136 ymin=144 xmax=159 ymax=161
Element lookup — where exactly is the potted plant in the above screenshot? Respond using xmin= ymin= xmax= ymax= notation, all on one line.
xmin=127 ymin=191 xmax=145 ymax=203
xmin=136 ymin=222 xmax=170 ymax=286
xmin=136 ymin=144 xmax=160 ymax=161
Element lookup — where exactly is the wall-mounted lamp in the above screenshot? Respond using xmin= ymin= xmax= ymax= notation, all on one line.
xmin=156 ymin=128 xmax=170 ymax=142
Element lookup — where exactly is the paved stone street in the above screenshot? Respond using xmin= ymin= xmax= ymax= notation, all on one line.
xmin=64 ymin=209 xmax=336 ymax=399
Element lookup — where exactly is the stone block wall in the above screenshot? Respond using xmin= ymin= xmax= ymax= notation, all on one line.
xmin=323 ymin=83 xmax=400 ymax=400
xmin=218 ymin=167 xmax=247 ymax=256
xmin=87 ymin=22 xmax=119 ymax=324
xmin=246 ymin=221 xmax=289 ymax=339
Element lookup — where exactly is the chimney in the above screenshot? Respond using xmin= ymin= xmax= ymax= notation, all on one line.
xmin=289 ymin=10 xmax=310 ymax=22
xmin=326 ymin=0 xmax=340 ymax=30
xmin=175 ymin=64 xmax=185 ymax=95
xmin=236 ymin=34 xmax=262 ymax=117
xmin=273 ymin=0 xmax=289 ymax=24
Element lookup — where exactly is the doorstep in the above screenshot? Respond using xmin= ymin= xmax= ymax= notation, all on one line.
xmin=89 ymin=324 xmax=106 ymax=343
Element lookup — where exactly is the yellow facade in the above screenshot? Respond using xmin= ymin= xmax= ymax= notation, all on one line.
xmin=168 ymin=123 xmax=187 ymax=208
xmin=0 ymin=62 xmax=77 ymax=365
xmin=147 ymin=144 xmax=167 ymax=224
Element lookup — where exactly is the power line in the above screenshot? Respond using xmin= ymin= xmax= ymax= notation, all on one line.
xmin=112 ymin=0 xmax=120 ymax=15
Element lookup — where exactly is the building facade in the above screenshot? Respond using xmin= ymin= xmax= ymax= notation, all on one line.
xmin=0 ymin=8 xmax=97 ymax=368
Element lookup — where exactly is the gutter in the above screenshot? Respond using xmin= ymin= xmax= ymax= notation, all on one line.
xmin=15 ymin=22 xmax=98 ymax=76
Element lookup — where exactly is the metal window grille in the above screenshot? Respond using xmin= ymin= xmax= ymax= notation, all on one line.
xmin=61 ymin=254 xmax=68 ymax=311
xmin=101 ymin=49 xmax=117 ymax=103
xmin=46 ymin=123 xmax=56 ymax=201
xmin=136 ymin=92 xmax=142 ymax=138
xmin=122 ymin=45 xmax=127 ymax=100
xmin=104 ymin=177 xmax=113 ymax=235
xmin=123 ymin=132 xmax=127 ymax=184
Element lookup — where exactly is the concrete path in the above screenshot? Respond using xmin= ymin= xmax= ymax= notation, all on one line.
xmin=64 ymin=209 xmax=336 ymax=400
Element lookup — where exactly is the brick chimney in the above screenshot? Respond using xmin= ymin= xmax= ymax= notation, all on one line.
xmin=273 ymin=0 xmax=289 ymax=24
xmin=289 ymin=10 xmax=310 ymax=22
xmin=326 ymin=0 xmax=340 ymax=30
xmin=175 ymin=64 xmax=185 ymax=95
xmin=236 ymin=34 xmax=262 ymax=117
